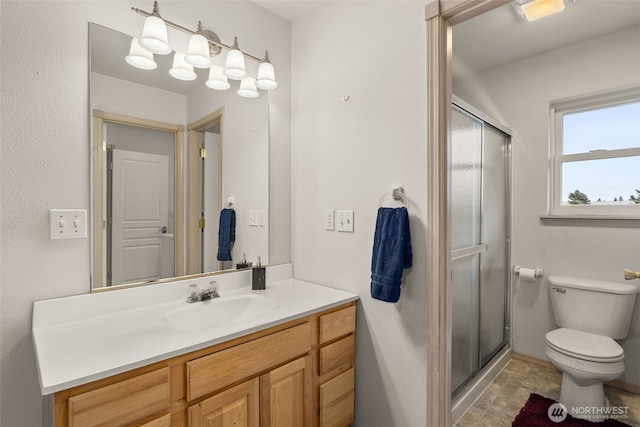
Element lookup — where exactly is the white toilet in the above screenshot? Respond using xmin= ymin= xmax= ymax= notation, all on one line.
xmin=546 ymin=275 xmax=638 ymax=421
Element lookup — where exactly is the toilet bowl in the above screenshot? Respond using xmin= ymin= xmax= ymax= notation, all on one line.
xmin=546 ymin=276 xmax=638 ymax=422
xmin=545 ymin=328 xmax=625 ymax=419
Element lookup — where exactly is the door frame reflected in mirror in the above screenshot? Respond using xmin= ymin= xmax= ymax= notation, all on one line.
xmin=187 ymin=108 xmax=224 ymax=275
xmin=92 ymin=110 xmax=186 ymax=289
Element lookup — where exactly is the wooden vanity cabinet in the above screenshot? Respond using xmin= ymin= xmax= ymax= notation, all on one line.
xmin=53 ymin=301 xmax=356 ymax=427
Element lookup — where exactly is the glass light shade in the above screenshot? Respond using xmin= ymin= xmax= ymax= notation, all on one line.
xmin=125 ymin=37 xmax=157 ymax=70
xmin=520 ymin=0 xmax=565 ymax=21
xmin=139 ymin=15 xmax=171 ymax=55
xmin=237 ymin=76 xmax=259 ymax=98
xmin=256 ymin=61 xmax=278 ymax=90
xmin=185 ymin=34 xmax=212 ymax=68
xmin=206 ymin=65 xmax=231 ymax=90
xmin=169 ymin=52 xmax=197 ymax=81
xmin=224 ymin=49 xmax=247 ymax=80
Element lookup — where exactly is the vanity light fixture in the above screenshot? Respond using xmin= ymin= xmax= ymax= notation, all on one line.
xmin=256 ymin=51 xmax=278 ymax=90
xmin=237 ymin=76 xmax=259 ymax=98
xmin=511 ymin=0 xmax=575 ymax=22
xmin=130 ymin=1 xmax=278 ymax=98
xmin=224 ymin=37 xmax=248 ymax=80
xmin=125 ymin=37 xmax=157 ymax=70
xmin=138 ymin=1 xmax=171 ymax=54
xmin=185 ymin=21 xmax=213 ymax=68
xmin=169 ymin=52 xmax=197 ymax=81
xmin=206 ymin=65 xmax=231 ymax=90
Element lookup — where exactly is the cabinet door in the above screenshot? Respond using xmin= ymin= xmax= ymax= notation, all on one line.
xmin=261 ymin=356 xmax=312 ymax=427
xmin=188 ymin=378 xmax=259 ymax=427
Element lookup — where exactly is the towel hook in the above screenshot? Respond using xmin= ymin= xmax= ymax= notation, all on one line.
xmin=379 ymin=187 xmax=408 ymax=208
xmin=225 ymin=196 xmax=234 ymax=208
xmin=392 ymin=187 xmax=408 ymax=206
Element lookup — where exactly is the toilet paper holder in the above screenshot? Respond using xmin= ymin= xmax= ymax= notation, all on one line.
xmin=513 ymin=266 xmax=544 ymax=278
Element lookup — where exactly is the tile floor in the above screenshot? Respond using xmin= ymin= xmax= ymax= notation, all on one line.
xmin=455 ymin=358 xmax=640 ymax=427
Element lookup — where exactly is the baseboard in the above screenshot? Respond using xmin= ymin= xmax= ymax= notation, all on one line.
xmin=512 ymin=352 xmax=640 ymax=395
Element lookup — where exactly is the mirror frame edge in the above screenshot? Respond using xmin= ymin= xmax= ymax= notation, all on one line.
xmin=91 ymin=109 xmax=186 ymax=290
xmin=425 ymin=1 xmax=504 ymax=425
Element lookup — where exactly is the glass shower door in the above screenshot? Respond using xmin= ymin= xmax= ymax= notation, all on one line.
xmin=451 ymin=104 xmax=510 ymax=396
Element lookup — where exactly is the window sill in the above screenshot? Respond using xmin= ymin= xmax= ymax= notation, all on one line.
xmin=540 ymin=215 xmax=640 ymax=228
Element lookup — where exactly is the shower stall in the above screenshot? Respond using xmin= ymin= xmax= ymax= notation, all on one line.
xmin=450 ymin=98 xmax=512 ymax=398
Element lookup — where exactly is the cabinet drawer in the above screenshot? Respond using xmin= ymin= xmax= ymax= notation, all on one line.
xmin=137 ymin=414 xmax=170 ymax=427
xmin=319 ymin=335 xmax=355 ymax=377
xmin=319 ymin=368 xmax=355 ymax=427
xmin=67 ymin=367 xmax=169 ymax=427
xmin=187 ymin=323 xmax=311 ymax=401
xmin=319 ymin=305 xmax=356 ymax=344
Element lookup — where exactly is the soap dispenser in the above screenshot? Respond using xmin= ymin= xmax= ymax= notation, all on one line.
xmin=252 ymin=256 xmax=266 ymax=290
xmin=236 ymin=253 xmax=252 ymax=270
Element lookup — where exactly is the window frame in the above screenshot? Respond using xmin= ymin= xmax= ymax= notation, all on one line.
xmin=549 ymin=86 xmax=640 ymax=217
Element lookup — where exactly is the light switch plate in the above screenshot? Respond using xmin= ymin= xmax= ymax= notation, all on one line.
xmin=49 ymin=209 xmax=87 ymax=239
xmin=336 ymin=210 xmax=354 ymax=232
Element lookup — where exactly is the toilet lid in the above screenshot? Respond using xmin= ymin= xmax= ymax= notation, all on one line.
xmin=546 ymin=328 xmax=624 ymax=362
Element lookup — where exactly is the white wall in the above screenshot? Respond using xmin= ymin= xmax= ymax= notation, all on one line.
xmin=188 ymin=85 xmax=269 ymax=267
xmin=454 ymin=25 xmax=640 ymax=386
xmin=0 ymin=2 xmax=290 ymax=425
xmin=291 ymin=3 xmax=428 ymax=425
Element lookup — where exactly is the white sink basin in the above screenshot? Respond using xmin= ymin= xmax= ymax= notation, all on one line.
xmin=162 ymin=294 xmax=280 ymax=331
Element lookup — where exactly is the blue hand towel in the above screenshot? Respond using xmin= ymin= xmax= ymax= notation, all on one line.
xmin=370 ymin=207 xmax=413 ymax=302
xmin=217 ymin=208 xmax=236 ymax=261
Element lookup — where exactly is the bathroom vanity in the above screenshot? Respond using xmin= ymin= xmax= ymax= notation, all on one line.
xmin=32 ymin=265 xmax=358 ymax=426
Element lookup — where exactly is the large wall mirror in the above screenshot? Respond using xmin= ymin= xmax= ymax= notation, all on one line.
xmin=90 ymin=23 xmax=269 ymax=290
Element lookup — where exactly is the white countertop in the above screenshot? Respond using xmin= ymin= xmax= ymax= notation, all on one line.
xmin=32 ymin=265 xmax=358 ymax=395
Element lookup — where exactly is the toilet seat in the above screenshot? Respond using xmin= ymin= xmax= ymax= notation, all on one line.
xmin=546 ymin=328 xmax=624 ymax=363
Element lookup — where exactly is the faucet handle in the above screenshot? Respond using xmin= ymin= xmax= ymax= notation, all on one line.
xmin=624 ymin=269 xmax=640 ymax=280
xmin=186 ymin=284 xmax=200 ymax=303
xmin=208 ymin=281 xmax=220 ymax=297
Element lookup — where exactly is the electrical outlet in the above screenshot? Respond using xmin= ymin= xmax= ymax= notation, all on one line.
xmin=336 ymin=210 xmax=354 ymax=232
xmin=249 ymin=210 xmax=258 ymax=227
xmin=258 ymin=209 xmax=266 ymax=227
xmin=324 ymin=209 xmax=335 ymax=231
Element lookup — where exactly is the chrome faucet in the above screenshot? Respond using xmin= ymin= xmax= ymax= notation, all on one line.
xmin=624 ymin=269 xmax=640 ymax=280
xmin=186 ymin=281 xmax=220 ymax=303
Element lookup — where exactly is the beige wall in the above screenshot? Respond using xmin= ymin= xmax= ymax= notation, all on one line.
xmin=0 ymin=2 xmax=290 ymax=425
xmin=454 ymin=25 xmax=640 ymax=386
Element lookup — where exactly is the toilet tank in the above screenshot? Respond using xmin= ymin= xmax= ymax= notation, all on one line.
xmin=548 ymin=276 xmax=639 ymax=339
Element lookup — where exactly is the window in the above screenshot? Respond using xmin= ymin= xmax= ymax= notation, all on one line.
xmin=550 ymin=87 xmax=640 ymax=217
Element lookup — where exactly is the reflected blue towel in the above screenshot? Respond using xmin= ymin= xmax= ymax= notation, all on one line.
xmin=370 ymin=207 xmax=413 ymax=302
xmin=217 ymin=208 xmax=236 ymax=261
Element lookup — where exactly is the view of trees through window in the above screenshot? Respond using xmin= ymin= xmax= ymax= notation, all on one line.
xmin=567 ymin=188 xmax=640 ymax=205
xmin=559 ymin=98 xmax=640 ymax=208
